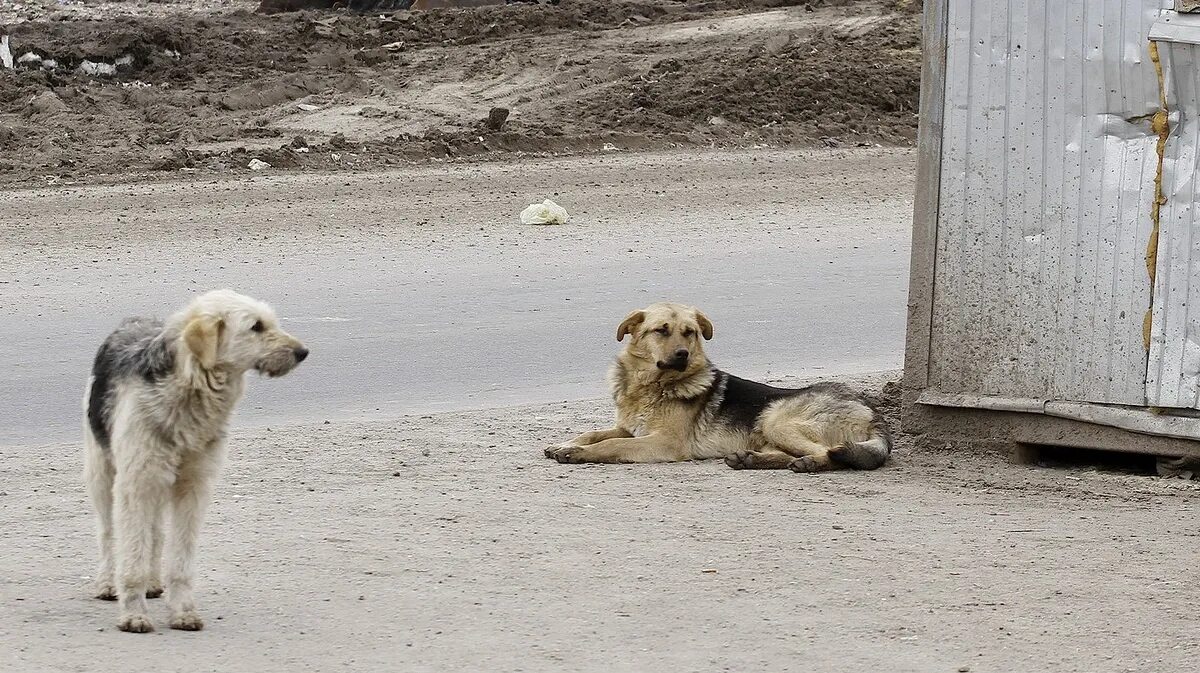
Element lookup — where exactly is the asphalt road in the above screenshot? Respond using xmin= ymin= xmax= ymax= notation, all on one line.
xmin=0 ymin=148 xmax=915 ymax=446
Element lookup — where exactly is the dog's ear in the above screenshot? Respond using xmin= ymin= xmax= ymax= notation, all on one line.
xmin=616 ymin=310 xmax=646 ymax=342
xmin=184 ymin=315 xmax=225 ymax=369
xmin=694 ymin=310 xmax=714 ymax=340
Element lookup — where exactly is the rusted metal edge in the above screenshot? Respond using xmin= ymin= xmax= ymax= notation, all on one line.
xmin=1144 ymin=40 xmax=1170 ymax=352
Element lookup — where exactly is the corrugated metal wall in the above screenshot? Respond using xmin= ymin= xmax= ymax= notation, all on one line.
xmin=1148 ymin=41 xmax=1200 ymax=407
xmin=929 ymin=0 xmax=1169 ymax=405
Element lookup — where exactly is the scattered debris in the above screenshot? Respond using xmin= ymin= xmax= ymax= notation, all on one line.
xmin=77 ymin=55 xmax=133 ymax=77
xmin=519 ymin=199 xmax=570 ymax=225
xmin=0 ymin=35 xmax=11 ymax=70
xmin=248 ymin=158 xmax=272 ymax=170
xmin=601 ymin=142 xmax=620 ymax=151
xmin=297 ymin=103 xmax=321 ymax=112
xmin=382 ymin=41 xmax=406 ymax=52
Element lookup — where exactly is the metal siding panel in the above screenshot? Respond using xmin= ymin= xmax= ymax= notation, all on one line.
xmin=1148 ymin=42 xmax=1200 ymax=407
xmin=930 ymin=0 xmax=1166 ymax=404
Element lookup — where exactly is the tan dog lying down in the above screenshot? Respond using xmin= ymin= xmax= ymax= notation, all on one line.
xmin=545 ymin=302 xmax=890 ymax=472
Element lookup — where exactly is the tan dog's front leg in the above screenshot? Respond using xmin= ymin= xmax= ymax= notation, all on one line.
xmin=544 ymin=427 xmax=632 ymax=457
xmin=546 ymin=435 xmax=684 ymax=464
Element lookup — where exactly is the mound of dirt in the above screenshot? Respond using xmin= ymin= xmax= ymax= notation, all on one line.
xmin=0 ymin=0 xmax=921 ymax=183
xmin=565 ymin=13 xmax=921 ymax=145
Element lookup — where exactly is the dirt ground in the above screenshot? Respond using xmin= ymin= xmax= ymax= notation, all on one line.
xmin=0 ymin=0 xmax=920 ymax=184
xmin=2 ymin=371 xmax=1198 ymax=672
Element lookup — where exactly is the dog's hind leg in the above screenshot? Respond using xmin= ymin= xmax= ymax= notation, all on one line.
xmin=112 ymin=446 xmax=172 ymax=633
xmin=724 ymin=446 xmax=795 ymax=470
xmin=758 ymin=418 xmax=839 ymax=473
xmin=84 ymin=432 xmax=117 ymax=601
xmin=166 ymin=451 xmax=221 ymax=631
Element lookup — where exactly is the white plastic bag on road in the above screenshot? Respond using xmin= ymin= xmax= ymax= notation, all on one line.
xmin=520 ymin=199 xmax=570 ymax=225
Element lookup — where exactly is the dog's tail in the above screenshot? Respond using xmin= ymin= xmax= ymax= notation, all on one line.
xmin=829 ymin=421 xmax=891 ymax=470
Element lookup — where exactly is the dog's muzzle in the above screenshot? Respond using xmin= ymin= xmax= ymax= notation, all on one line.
xmin=256 ymin=346 xmax=308 ymax=377
xmin=656 ymin=350 xmax=689 ymax=372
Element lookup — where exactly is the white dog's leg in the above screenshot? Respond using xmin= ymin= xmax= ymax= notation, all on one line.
xmin=166 ymin=451 xmax=221 ymax=631
xmin=147 ymin=514 xmax=165 ymax=599
xmin=84 ymin=433 xmax=117 ymax=601
xmin=113 ymin=457 xmax=172 ymax=633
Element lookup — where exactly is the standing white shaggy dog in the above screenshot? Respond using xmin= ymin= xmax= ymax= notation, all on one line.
xmin=83 ymin=290 xmax=307 ymax=633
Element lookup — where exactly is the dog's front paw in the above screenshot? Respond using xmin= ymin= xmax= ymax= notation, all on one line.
xmin=93 ymin=580 xmax=118 ymax=601
xmin=117 ymin=613 xmax=155 ymax=633
xmin=545 ymin=445 xmax=590 ymax=463
xmin=145 ymin=582 xmax=164 ymax=599
xmin=170 ymin=611 xmax=205 ymax=631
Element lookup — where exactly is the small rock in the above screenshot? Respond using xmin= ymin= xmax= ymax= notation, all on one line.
xmin=247 ymin=158 xmax=271 ymax=171
xmin=486 ymin=106 xmax=510 ymax=131
xmin=765 ymin=34 xmax=791 ymax=55
xmin=391 ymin=471 xmax=401 ymax=477
xmin=23 ymin=91 xmax=68 ymax=118
xmin=328 ymin=132 xmax=348 ymax=148
xmin=421 ymin=448 xmax=431 ymax=457
xmin=290 ymin=135 xmax=309 ymax=149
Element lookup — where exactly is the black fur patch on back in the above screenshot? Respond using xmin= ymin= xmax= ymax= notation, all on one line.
xmin=713 ymin=374 xmax=881 ymax=431
xmin=87 ymin=318 xmax=175 ymax=450
xmin=712 ymin=369 xmax=803 ymax=430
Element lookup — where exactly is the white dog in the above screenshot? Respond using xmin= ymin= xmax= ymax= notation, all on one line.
xmin=83 ymin=290 xmax=307 ymax=633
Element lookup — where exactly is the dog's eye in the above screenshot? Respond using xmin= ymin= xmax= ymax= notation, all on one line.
xmin=682 ymin=328 xmax=695 ymax=337
xmin=250 ymin=320 xmax=265 ymax=333
xmin=654 ymin=326 xmax=670 ymax=335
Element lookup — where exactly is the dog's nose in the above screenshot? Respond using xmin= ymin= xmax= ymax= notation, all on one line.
xmin=673 ymin=349 xmax=689 ymax=361
xmin=294 ymin=347 xmax=309 ymax=363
